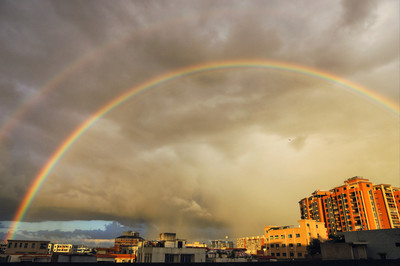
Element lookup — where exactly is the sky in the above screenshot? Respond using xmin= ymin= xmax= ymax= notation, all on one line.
xmin=0 ymin=0 xmax=399 ymax=246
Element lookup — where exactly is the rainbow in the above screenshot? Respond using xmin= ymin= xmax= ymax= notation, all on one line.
xmin=4 ymin=59 xmax=399 ymax=240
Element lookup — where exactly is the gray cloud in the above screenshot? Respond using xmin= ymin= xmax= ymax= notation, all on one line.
xmin=0 ymin=0 xmax=398 ymax=241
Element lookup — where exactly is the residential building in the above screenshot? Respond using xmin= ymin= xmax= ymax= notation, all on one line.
xmin=134 ymin=233 xmax=206 ymax=263
xmin=114 ymin=231 xmax=143 ymax=253
xmin=264 ymin=219 xmax=328 ymax=259
xmin=5 ymin=240 xmax=50 ymax=255
xmin=299 ymin=176 xmax=400 ymax=235
xmin=236 ymin=236 xmax=265 ymax=254
xmin=321 ymin=228 xmax=400 ymax=260
xmin=52 ymin=243 xmax=73 ymax=253
xmin=210 ymin=239 xmax=234 ymax=249
xmin=374 ymin=184 xmax=400 ymax=228
xmin=4 ymin=240 xmax=51 ymax=263
xmin=185 ymin=242 xmax=207 ymax=248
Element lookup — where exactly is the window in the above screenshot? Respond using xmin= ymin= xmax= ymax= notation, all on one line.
xmin=32 ymin=243 xmax=35 ymax=248
xmin=281 ymin=235 xmax=285 ymax=239
xmin=316 ymin=225 xmax=318 ymax=228
xmin=297 ymin=243 xmax=301 ymax=247
xmin=271 ymin=253 xmax=275 ymax=256
xmin=270 ymin=244 xmax=274 ymax=248
xmin=290 ymin=252 xmax=294 ymax=257
xmin=283 ymin=253 xmax=287 ymax=257
xmin=270 ymin=236 xmax=273 ymax=240
xmin=288 ymin=234 xmax=292 ymax=238
xmin=14 ymin=243 xmax=17 ymax=248
xmin=282 ymin=244 xmax=286 ymax=247
xmin=24 ymin=243 xmax=28 ymax=248
xmin=275 ymin=235 xmax=279 ymax=239
xmin=8 ymin=243 xmax=12 ymax=248
xmin=298 ymin=252 xmax=302 ymax=257
xmin=276 ymin=253 xmax=280 ymax=257
xmin=296 ymin=234 xmax=300 ymax=238
xmin=289 ymin=244 xmax=293 ymax=247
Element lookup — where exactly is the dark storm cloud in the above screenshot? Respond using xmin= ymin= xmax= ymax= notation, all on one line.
xmin=0 ymin=0 xmax=398 ymax=240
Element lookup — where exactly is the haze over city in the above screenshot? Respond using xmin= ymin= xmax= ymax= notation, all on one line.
xmin=0 ymin=0 xmax=398 ymax=247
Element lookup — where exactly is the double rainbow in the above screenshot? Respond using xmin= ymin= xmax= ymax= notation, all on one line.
xmin=4 ymin=59 xmax=399 ymax=240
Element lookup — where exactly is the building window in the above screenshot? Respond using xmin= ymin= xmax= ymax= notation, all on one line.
xmin=316 ymin=225 xmax=318 ymax=228
xmin=283 ymin=253 xmax=287 ymax=257
xmin=270 ymin=244 xmax=274 ymax=248
xmin=14 ymin=243 xmax=17 ymax=248
xmin=298 ymin=253 xmax=302 ymax=257
xmin=290 ymin=252 xmax=294 ymax=257
xmin=288 ymin=234 xmax=292 ymax=238
xmin=8 ymin=243 xmax=12 ymax=248
xmin=276 ymin=253 xmax=280 ymax=257
xmin=271 ymin=253 xmax=275 ymax=256
xmin=275 ymin=235 xmax=279 ymax=239
xmin=296 ymin=234 xmax=300 ymax=238
xmin=270 ymin=236 xmax=273 ymax=240
xmin=24 ymin=243 xmax=28 ymax=248
xmin=281 ymin=235 xmax=285 ymax=239
xmin=32 ymin=243 xmax=35 ymax=249
xmin=289 ymin=244 xmax=294 ymax=247
xmin=297 ymin=243 xmax=301 ymax=247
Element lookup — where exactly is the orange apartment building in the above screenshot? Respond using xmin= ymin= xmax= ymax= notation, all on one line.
xmin=299 ymin=176 xmax=400 ymax=236
xmin=264 ymin=219 xmax=328 ymax=259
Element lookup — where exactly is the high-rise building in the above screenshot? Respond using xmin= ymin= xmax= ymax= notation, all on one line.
xmin=299 ymin=177 xmax=400 ymax=236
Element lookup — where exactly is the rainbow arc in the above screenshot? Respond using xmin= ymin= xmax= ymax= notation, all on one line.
xmin=5 ymin=59 xmax=399 ymax=241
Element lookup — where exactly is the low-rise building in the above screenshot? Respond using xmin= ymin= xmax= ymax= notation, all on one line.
xmin=5 ymin=240 xmax=50 ymax=255
xmin=264 ymin=219 xmax=328 ymax=259
xmin=236 ymin=236 xmax=265 ymax=254
xmin=114 ymin=231 xmax=143 ymax=253
xmin=321 ymin=228 xmax=400 ymax=260
xmin=4 ymin=240 xmax=52 ymax=263
xmin=134 ymin=233 xmax=206 ymax=263
xmin=52 ymin=243 xmax=73 ymax=253
xmin=210 ymin=239 xmax=234 ymax=249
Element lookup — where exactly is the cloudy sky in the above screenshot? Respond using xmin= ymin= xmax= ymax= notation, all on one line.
xmin=0 ymin=0 xmax=399 ymax=246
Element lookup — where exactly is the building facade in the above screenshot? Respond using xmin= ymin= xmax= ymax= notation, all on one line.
xmin=236 ymin=236 xmax=265 ymax=254
xmin=299 ymin=177 xmax=400 ymax=236
xmin=5 ymin=240 xmax=50 ymax=255
xmin=52 ymin=243 xmax=73 ymax=253
xmin=114 ymin=231 xmax=143 ymax=253
xmin=264 ymin=219 xmax=328 ymax=259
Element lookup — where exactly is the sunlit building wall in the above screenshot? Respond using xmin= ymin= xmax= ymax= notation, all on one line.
xmin=236 ymin=236 xmax=265 ymax=255
xmin=264 ymin=219 xmax=328 ymax=259
xmin=299 ymin=177 xmax=400 ymax=236
xmin=373 ymin=184 xmax=400 ymax=229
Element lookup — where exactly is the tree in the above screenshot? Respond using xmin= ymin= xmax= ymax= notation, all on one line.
xmin=307 ymin=239 xmax=321 ymax=257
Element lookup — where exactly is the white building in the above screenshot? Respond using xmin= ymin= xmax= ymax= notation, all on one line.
xmin=134 ymin=233 xmax=206 ymax=263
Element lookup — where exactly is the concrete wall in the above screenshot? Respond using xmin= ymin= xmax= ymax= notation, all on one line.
xmin=341 ymin=229 xmax=400 ymax=259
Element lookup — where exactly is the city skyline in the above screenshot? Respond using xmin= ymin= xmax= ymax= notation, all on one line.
xmin=0 ymin=0 xmax=399 ymax=246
